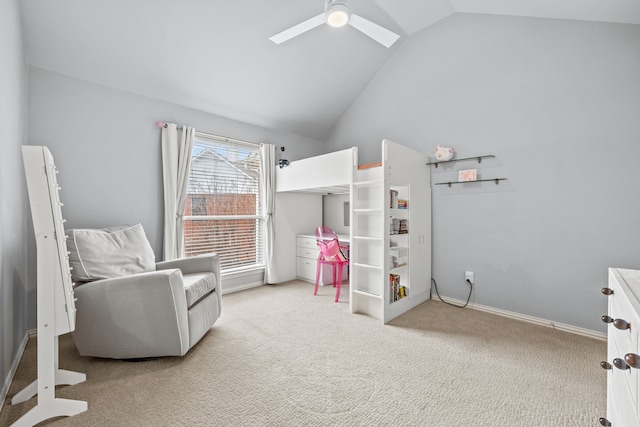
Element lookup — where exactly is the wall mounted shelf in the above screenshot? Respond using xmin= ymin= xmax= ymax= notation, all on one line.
xmin=435 ymin=178 xmax=507 ymax=187
xmin=427 ymin=154 xmax=495 ymax=168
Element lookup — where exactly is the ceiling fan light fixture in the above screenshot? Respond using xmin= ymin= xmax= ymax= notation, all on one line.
xmin=269 ymin=0 xmax=399 ymax=48
xmin=325 ymin=1 xmax=350 ymax=27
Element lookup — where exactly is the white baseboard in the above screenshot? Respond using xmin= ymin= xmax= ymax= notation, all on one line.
xmin=221 ymin=267 xmax=264 ymax=295
xmin=432 ymin=295 xmax=606 ymax=341
xmin=0 ymin=329 xmax=36 ymax=414
xmin=222 ymin=281 xmax=264 ymax=294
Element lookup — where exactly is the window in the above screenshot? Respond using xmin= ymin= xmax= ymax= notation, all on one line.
xmin=191 ymin=196 xmax=207 ymax=216
xmin=183 ymin=132 xmax=264 ymax=271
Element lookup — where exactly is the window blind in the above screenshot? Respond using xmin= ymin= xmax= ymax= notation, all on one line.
xmin=183 ymin=132 xmax=264 ymax=271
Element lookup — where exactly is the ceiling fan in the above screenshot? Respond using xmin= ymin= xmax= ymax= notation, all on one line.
xmin=269 ymin=0 xmax=400 ymax=48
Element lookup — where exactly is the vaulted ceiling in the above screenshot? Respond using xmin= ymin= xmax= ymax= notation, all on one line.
xmin=19 ymin=0 xmax=640 ymax=141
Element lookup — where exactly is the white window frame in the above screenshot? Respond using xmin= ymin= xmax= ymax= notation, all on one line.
xmin=183 ymin=131 xmax=265 ymax=275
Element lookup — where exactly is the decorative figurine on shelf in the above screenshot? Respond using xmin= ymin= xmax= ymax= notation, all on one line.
xmin=434 ymin=145 xmax=454 ymax=162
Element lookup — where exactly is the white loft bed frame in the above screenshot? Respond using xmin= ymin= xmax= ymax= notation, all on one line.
xmin=273 ymin=148 xmax=358 ymax=284
xmin=275 ymin=147 xmax=358 ymax=194
xmin=273 ymin=141 xmax=431 ymax=325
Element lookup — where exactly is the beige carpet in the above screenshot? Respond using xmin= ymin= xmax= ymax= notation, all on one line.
xmin=1 ymin=280 xmax=606 ymax=426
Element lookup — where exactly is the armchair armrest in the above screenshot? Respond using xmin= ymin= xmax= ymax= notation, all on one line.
xmin=72 ymin=269 xmax=190 ymax=359
xmin=156 ymin=253 xmax=220 ymax=277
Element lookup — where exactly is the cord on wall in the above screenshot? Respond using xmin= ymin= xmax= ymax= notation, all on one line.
xmin=431 ymin=277 xmax=473 ymax=308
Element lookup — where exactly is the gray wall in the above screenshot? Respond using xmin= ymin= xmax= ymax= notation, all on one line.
xmin=323 ymin=194 xmax=350 ymax=236
xmin=0 ymin=0 xmax=30 ymax=398
xmin=28 ymin=68 xmax=324 ymax=259
xmin=324 ymin=14 xmax=640 ymax=332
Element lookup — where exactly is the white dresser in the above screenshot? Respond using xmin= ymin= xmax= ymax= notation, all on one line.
xmin=296 ymin=234 xmax=349 ymax=284
xmin=601 ymin=268 xmax=640 ymax=426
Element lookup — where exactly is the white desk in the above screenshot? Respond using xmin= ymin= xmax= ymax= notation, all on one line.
xmin=296 ymin=233 xmax=349 ymax=285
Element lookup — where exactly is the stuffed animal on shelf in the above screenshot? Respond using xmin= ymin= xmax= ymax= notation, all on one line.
xmin=434 ymin=145 xmax=454 ymax=162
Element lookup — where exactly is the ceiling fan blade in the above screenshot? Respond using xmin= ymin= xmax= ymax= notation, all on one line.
xmin=269 ymin=13 xmax=326 ymax=45
xmin=348 ymin=14 xmax=400 ymax=48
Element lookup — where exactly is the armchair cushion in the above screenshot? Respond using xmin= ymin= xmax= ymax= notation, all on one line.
xmin=67 ymin=224 xmax=156 ymax=282
xmin=182 ymin=272 xmax=217 ymax=309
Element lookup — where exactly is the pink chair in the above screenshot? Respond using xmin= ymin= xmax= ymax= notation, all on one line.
xmin=314 ymin=226 xmax=350 ymax=302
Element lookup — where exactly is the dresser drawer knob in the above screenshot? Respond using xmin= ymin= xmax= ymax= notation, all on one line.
xmin=601 ymin=315 xmax=613 ymax=324
xmin=601 ymin=287 xmax=614 ymax=296
xmin=600 ymin=361 xmax=612 ymax=370
xmin=613 ymin=318 xmax=630 ymax=330
xmin=613 ymin=358 xmax=629 ymax=370
xmin=599 ymin=417 xmax=611 ymax=426
xmin=624 ymin=353 xmax=640 ymax=369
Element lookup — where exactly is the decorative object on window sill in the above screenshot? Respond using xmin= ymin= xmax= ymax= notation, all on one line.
xmin=427 ymin=154 xmax=495 ymax=168
xmin=458 ymin=169 xmax=477 ymax=182
xmin=435 ymin=178 xmax=507 ymax=187
xmin=433 ymin=145 xmax=454 ymax=162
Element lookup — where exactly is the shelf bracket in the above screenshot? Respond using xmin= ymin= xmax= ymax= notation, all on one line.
xmin=427 ymin=154 xmax=496 ymax=168
xmin=435 ymin=178 xmax=507 ymax=187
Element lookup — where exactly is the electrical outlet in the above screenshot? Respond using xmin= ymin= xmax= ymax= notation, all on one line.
xmin=465 ymin=271 xmax=475 ymax=284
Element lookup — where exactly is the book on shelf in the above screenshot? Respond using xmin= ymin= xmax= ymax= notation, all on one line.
xmin=389 ymin=247 xmax=408 ymax=268
xmin=390 ymin=190 xmax=409 ymax=209
xmin=389 ymin=218 xmax=408 ymax=235
xmin=389 ymin=274 xmax=408 ymax=303
xmin=390 ymin=189 xmax=399 ymax=209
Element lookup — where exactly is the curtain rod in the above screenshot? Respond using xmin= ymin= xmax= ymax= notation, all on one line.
xmin=155 ymin=121 xmax=263 ymax=148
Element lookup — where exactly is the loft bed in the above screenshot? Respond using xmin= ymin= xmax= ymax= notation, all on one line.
xmin=274 ymin=140 xmax=431 ymax=325
xmin=275 ymin=147 xmax=358 ymax=194
xmin=273 ymin=147 xmax=357 ymax=286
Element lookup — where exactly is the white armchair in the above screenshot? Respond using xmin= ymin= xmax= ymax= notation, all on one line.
xmin=67 ymin=224 xmax=221 ymax=359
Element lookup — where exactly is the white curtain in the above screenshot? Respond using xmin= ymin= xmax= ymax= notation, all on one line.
xmin=161 ymin=123 xmax=194 ymax=260
xmin=260 ymin=143 xmax=276 ymax=283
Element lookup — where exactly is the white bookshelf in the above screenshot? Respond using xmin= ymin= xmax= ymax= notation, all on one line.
xmin=350 ymin=140 xmax=431 ymax=323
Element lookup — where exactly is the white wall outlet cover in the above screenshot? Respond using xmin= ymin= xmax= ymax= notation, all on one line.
xmin=465 ymin=271 xmax=475 ymax=284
